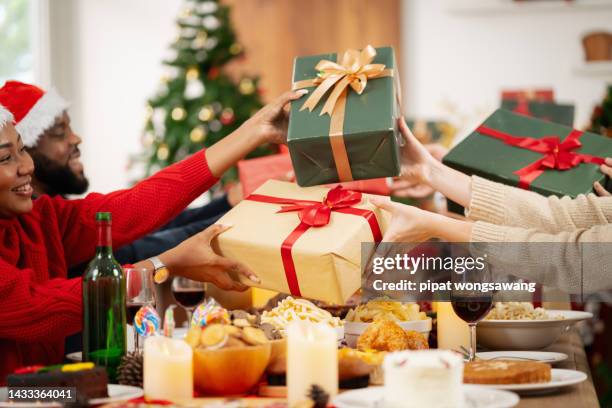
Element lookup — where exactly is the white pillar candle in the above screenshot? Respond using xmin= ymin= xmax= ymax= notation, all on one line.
xmin=287 ymin=322 xmax=338 ymax=405
xmin=436 ymin=301 xmax=470 ymax=352
xmin=143 ymin=336 xmax=193 ymax=401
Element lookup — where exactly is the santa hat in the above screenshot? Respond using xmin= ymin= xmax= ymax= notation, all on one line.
xmin=0 ymin=105 xmax=13 ymax=131
xmin=0 ymin=81 xmax=70 ymax=147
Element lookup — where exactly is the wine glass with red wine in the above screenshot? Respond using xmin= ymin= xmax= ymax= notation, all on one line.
xmin=171 ymin=277 xmax=206 ymax=327
xmin=125 ymin=266 xmax=156 ymax=351
xmin=451 ymin=265 xmax=493 ymax=362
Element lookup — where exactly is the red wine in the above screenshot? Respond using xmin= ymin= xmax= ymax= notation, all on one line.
xmin=451 ymin=296 xmax=493 ymax=323
xmin=126 ymin=303 xmax=144 ymax=323
xmin=172 ymin=289 xmax=205 ymax=309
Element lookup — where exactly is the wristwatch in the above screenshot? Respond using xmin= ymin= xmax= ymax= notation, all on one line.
xmin=149 ymin=256 xmax=170 ymax=284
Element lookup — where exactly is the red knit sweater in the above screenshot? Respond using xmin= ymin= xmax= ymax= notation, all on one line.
xmin=0 ymin=150 xmax=216 ymax=382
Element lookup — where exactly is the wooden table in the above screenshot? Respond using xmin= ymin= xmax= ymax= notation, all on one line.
xmin=169 ymin=330 xmax=599 ymax=407
xmin=517 ymin=329 xmax=599 ymax=408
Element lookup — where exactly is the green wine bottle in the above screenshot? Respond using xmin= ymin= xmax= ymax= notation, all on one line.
xmin=82 ymin=212 xmax=126 ymax=381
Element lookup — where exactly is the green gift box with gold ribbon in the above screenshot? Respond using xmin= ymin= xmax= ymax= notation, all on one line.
xmin=443 ymin=109 xmax=612 ymax=213
xmin=288 ymin=45 xmax=402 ymax=187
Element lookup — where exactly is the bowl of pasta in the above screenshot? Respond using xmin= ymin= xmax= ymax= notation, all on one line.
xmin=260 ymin=297 xmax=345 ymax=374
xmin=343 ymin=300 xmax=431 ymax=348
xmin=477 ymin=302 xmax=592 ymax=350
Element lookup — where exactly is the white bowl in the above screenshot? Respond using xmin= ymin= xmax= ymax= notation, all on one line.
xmin=344 ymin=318 xmax=432 ymax=348
xmin=477 ymin=310 xmax=592 ymax=350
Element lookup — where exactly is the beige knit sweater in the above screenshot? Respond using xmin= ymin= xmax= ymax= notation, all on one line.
xmin=466 ymin=176 xmax=612 ymax=293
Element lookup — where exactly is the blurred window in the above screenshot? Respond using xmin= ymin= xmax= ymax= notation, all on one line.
xmin=0 ymin=0 xmax=34 ymax=84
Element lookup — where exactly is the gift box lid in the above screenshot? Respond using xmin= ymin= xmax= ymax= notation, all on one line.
xmin=288 ymin=46 xmax=397 ymax=141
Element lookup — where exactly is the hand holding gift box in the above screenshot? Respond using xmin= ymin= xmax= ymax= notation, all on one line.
xmin=212 ymin=180 xmax=389 ymax=304
xmin=443 ymin=109 xmax=612 ymax=213
xmin=288 ymin=45 xmax=402 ymax=186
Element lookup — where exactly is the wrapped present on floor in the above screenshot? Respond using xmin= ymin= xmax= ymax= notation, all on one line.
xmin=443 ymin=109 xmax=612 ymax=213
xmin=288 ymin=45 xmax=402 ymax=187
xmin=501 ymin=100 xmax=575 ymax=127
xmin=405 ymin=118 xmax=457 ymax=147
xmin=501 ymin=88 xmax=555 ymax=102
xmin=213 ymin=180 xmax=390 ymax=304
xmin=237 ymin=153 xmax=391 ymax=197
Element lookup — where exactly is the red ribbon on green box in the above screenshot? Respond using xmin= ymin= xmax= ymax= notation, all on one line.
xmin=476 ymin=125 xmax=606 ymax=189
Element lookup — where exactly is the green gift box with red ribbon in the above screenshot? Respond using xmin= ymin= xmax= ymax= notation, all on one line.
xmin=443 ymin=109 xmax=612 ymax=213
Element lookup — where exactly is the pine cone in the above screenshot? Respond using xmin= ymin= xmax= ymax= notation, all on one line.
xmin=307 ymin=384 xmax=329 ymax=408
xmin=117 ymin=351 xmax=143 ymax=388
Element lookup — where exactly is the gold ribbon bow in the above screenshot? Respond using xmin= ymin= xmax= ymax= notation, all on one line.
xmin=292 ymin=45 xmax=394 ymax=181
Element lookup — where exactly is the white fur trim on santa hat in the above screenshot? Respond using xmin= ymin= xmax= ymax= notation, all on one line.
xmin=16 ymin=88 xmax=70 ymax=147
xmin=0 ymin=105 xmax=14 ymax=131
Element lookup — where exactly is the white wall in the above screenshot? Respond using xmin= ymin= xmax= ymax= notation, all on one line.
xmin=402 ymin=0 xmax=612 ymax=139
xmin=57 ymin=0 xmax=612 ymax=193
xmin=70 ymin=0 xmax=183 ymax=193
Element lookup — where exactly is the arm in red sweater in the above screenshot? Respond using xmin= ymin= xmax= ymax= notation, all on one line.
xmin=57 ymin=150 xmax=218 ymax=266
xmin=0 ymin=259 xmax=82 ymax=342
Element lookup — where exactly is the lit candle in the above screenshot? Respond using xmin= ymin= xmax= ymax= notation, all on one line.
xmin=287 ymin=322 xmax=338 ymax=405
xmin=143 ymin=336 xmax=193 ymax=400
xmin=436 ymin=301 xmax=470 ymax=352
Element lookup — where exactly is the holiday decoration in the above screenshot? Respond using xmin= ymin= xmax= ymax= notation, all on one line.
xmin=588 ymin=85 xmax=612 ymax=138
xmin=139 ymin=0 xmax=275 ymax=184
xmin=214 ymin=180 xmax=390 ymax=304
xmin=443 ymin=109 xmax=612 ymax=213
xmin=117 ymin=351 xmax=144 ymax=388
xmin=288 ymin=45 xmax=402 ymax=186
xmin=501 ymin=100 xmax=575 ymax=127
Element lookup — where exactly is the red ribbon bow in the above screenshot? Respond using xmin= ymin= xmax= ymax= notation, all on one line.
xmin=247 ymin=185 xmax=382 ymax=297
xmin=477 ymin=125 xmax=605 ymax=189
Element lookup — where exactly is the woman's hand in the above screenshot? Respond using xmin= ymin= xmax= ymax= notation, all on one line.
xmin=370 ymin=196 xmax=440 ymax=242
xmin=394 ymin=117 xmax=438 ymax=190
xmin=158 ymin=224 xmax=259 ymax=291
xmin=241 ymin=89 xmax=308 ymax=145
xmin=370 ymin=196 xmax=474 ymax=243
xmin=594 ymin=157 xmax=612 ymax=197
xmin=389 ymin=142 xmax=449 ymax=198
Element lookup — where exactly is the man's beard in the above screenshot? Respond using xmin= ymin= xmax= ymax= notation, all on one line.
xmin=29 ymin=150 xmax=90 ymax=196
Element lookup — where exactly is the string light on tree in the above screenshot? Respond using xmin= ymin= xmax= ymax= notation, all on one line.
xmin=239 ymin=78 xmax=255 ymax=95
xmin=198 ymin=105 xmax=214 ymax=122
xmin=156 ymin=144 xmax=170 ymax=161
xmin=171 ymin=107 xmax=187 ymax=121
xmin=190 ymin=126 xmax=207 ymax=143
xmin=229 ymin=43 xmax=242 ymax=55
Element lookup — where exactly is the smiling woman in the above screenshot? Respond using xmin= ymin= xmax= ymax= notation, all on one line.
xmin=0 ymin=106 xmax=34 ymax=218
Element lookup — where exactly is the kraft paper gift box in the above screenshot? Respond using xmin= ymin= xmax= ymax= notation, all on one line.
xmin=212 ymin=180 xmax=390 ymax=304
xmin=287 ymin=45 xmax=402 ymax=187
xmin=237 ymin=153 xmax=391 ymax=197
xmin=443 ymin=109 xmax=612 ymax=213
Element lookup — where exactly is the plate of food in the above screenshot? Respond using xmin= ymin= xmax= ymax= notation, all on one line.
xmin=344 ymin=299 xmax=432 ymax=347
xmin=464 ymin=359 xmax=587 ymax=395
xmin=477 ymin=302 xmax=592 ymax=350
xmin=0 ymin=362 xmax=143 ymax=407
xmin=333 ymin=385 xmax=519 ymax=408
xmin=260 ymin=296 xmax=345 ymax=341
xmin=335 ymin=349 xmax=519 ymax=408
xmin=476 ymin=351 xmax=568 ymax=364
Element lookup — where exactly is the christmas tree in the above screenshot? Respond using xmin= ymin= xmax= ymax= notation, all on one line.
xmin=588 ymin=85 xmax=612 ymax=138
xmin=139 ymin=0 xmax=275 ymax=183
